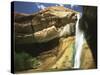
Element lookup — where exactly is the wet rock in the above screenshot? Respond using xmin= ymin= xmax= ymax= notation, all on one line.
xmin=50 ymin=37 xmax=95 ymax=70
xmin=80 ymin=41 xmax=95 ymax=69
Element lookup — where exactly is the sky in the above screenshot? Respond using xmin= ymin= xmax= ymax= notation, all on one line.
xmin=12 ymin=1 xmax=83 ymax=14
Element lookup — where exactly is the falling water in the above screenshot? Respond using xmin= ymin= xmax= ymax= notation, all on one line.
xmin=73 ymin=13 xmax=84 ymax=68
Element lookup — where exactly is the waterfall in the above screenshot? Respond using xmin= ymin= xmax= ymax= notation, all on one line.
xmin=73 ymin=13 xmax=84 ymax=68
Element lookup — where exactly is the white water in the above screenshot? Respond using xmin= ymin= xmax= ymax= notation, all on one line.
xmin=73 ymin=14 xmax=84 ymax=68
xmin=59 ymin=24 xmax=71 ymax=37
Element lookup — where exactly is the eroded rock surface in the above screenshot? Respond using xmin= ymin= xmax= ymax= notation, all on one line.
xmin=14 ymin=6 xmax=77 ymax=44
xmin=14 ymin=6 xmax=96 ymax=73
xmin=34 ymin=37 xmax=95 ymax=71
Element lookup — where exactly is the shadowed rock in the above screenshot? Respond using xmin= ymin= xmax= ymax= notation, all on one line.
xmin=79 ymin=6 xmax=97 ymax=67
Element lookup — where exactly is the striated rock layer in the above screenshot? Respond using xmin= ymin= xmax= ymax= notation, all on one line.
xmin=14 ymin=6 xmax=78 ymax=44
xmin=14 ymin=6 xmax=96 ymax=73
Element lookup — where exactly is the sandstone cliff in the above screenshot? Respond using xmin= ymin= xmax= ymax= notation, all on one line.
xmin=14 ymin=6 xmax=96 ymax=73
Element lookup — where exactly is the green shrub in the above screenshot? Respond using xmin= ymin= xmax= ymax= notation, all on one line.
xmin=31 ymin=58 xmax=40 ymax=69
xmin=14 ymin=52 xmax=40 ymax=72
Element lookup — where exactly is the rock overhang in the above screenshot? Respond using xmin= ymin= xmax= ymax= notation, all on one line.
xmin=15 ymin=6 xmax=79 ymax=44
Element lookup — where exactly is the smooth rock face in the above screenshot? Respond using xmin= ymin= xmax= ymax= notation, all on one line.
xmin=14 ymin=6 xmax=77 ymax=44
xmin=80 ymin=41 xmax=95 ymax=69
